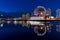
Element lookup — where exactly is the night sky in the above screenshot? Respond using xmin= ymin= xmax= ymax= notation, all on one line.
xmin=0 ymin=0 xmax=60 ymax=12
xmin=0 ymin=0 xmax=60 ymax=40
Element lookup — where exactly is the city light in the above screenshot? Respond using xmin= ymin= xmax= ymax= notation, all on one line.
xmin=13 ymin=20 xmax=18 ymax=24
xmin=7 ymin=21 xmax=11 ymax=24
xmin=0 ymin=6 xmax=60 ymax=36
xmin=0 ymin=24 xmax=3 ymax=27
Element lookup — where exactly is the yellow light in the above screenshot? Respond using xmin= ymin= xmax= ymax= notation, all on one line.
xmin=40 ymin=27 xmax=43 ymax=29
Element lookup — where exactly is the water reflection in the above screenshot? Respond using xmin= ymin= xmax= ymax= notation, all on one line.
xmin=0 ymin=20 xmax=60 ymax=36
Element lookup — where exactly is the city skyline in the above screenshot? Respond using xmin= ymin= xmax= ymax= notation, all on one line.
xmin=0 ymin=6 xmax=59 ymax=36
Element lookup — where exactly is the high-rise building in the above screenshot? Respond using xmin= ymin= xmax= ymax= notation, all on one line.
xmin=45 ymin=8 xmax=51 ymax=20
xmin=56 ymin=9 xmax=60 ymax=32
xmin=56 ymin=9 xmax=60 ymax=18
xmin=25 ymin=13 xmax=30 ymax=20
xmin=46 ymin=8 xmax=51 ymax=16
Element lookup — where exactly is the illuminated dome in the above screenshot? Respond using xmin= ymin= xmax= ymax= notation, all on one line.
xmin=34 ymin=6 xmax=46 ymax=16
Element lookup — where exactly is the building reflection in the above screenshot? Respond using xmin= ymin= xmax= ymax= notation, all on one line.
xmin=0 ymin=6 xmax=59 ymax=36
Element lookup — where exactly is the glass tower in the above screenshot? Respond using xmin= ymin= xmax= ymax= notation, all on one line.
xmin=56 ymin=9 xmax=60 ymax=18
xmin=56 ymin=9 xmax=60 ymax=32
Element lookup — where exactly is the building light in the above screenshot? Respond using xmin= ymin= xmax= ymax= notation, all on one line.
xmin=7 ymin=21 xmax=11 ymax=24
xmin=13 ymin=21 xmax=18 ymax=24
xmin=0 ymin=24 xmax=3 ymax=27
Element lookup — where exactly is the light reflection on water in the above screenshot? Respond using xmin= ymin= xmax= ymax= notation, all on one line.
xmin=0 ymin=21 xmax=60 ymax=39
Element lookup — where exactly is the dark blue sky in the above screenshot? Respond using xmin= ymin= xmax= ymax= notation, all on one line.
xmin=0 ymin=0 xmax=60 ymax=12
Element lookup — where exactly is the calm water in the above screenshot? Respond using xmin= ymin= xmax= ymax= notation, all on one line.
xmin=0 ymin=22 xmax=59 ymax=40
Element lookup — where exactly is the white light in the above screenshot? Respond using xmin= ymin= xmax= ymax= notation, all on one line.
xmin=0 ymin=24 xmax=3 ymax=27
xmin=30 ymin=21 xmax=40 ymax=25
xmin=28 ymin=21 xmax=44 ymax=25
xmin=51 ymin=16 xmax=54 ymax=19
xmin=30 ymin=17 xmax=44 ymax=20
xmin=13 ymin=21 xmax=18 ymax=24
xmin=7 ymin=21 xmax=11 ymax=24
